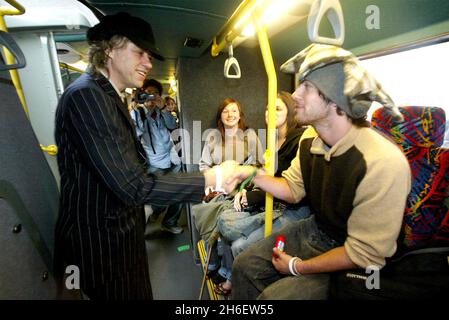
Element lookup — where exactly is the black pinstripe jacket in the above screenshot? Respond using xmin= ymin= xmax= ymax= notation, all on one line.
xmin=54 ymin=71 xmax=204 ymax=296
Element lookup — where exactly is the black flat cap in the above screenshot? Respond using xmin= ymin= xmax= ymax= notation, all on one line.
xmin=87 ymin=12 xmax=164 ymax=61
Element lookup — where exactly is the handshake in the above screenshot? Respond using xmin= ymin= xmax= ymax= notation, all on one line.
xmin=203 ymin=160 xmax=258 ymax=195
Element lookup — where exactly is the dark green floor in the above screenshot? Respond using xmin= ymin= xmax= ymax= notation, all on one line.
xmin=144 ymin=207 xmax=208 ymax=300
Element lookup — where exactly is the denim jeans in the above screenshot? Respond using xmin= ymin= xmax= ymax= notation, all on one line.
xmin=218 ymin=240 xmax=233 ymax=281
xmin=205 ymin=242 xmax=220 ymax=271
xmin=231 ymin=215 xmax=340 ymax=300
xmin=206 ymin=239 xmax=233 ymax=282
xmin=231 ymin=205 xmax=311 ymax=257
xmin=220 ymin=206 xmax=311 ymax=283
xmin=148 ymin=164 xmax=183 ymax=227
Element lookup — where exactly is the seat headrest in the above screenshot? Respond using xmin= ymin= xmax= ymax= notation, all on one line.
xmin=372 ymin=106 xmax=446 ymax=148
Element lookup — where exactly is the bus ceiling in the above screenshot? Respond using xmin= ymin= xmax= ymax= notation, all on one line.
xmin=80 ymin=0 xmax=449 ymax=82
xmin=4 ymin=0 xmax=98 ymax=31
xmin=3 ymin=0 xmax=449 ymax=86
xmin=208 ymin=0 xmax=346 ymax=237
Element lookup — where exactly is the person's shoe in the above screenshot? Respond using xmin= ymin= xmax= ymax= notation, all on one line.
xmin=214 ymin=281 xmax=232 ymax=296
xmin=211 ymin=272 xmax=226 ymax=285
xmin=161 ymin=224 xmax=183 ymax=234
xmin=205 ymin=268 xmax=218 ymax=280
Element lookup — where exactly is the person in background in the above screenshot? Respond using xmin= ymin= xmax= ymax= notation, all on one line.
xmin=199 ymin=98 xmax=263 ymax=173
xmin=212 ymin=92 xmax=310 ymax=296
xmin=130 ymin=78 xmax=184 ymax=234
xmin=164 ymin=96 xmax=182 ymax=156
xmin=195 ymin=98 xmax=263 ymax=286
xmin=165 ymin=96 xmax=179 ymax=128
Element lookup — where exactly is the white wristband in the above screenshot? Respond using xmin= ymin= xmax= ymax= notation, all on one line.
xmin=288 ymin=257 xmax=302 ymax=276
xmin=215 ymin=167 xmax=225 ymax=193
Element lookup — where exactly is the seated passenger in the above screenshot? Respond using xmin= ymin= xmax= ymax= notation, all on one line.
xmin=199 ymin=98 xmax=263 ymax=174
xmin=212 ymin=92 xmax=310 ymax=296
xmin=230 ymin=44 xmax=411 ymax=300
xmin=195 ymin=98 xmax=263 ymax=284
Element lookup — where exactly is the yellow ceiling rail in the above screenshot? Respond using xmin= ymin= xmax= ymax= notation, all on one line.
xmin=0 ymin=0 xmax=28 ymax=117
xmin=210 ymin=0 xmax=260 ymax=57
xmin=0 ymin=0 xmax=24 ymax=15
xmin=59 ymin=62 xmax=85 ymax=74
xmin=211 ymin=0 xmax=277 ymax=237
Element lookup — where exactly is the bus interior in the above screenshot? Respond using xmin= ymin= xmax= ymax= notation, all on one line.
xmin=0 ymin=0 xmax=448 ymax=300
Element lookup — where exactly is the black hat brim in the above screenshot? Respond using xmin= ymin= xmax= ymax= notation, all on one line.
xmin=87 ymin=12 xmax=164 ymax=61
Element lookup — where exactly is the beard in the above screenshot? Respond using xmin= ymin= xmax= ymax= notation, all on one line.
xmin=294 ymin=110 xmax=309 ymax=126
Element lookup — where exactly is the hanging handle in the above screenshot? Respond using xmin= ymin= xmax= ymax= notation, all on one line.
xmin=224 ymin=44 xmax=241 ymax=79
xmin=0 ymin=31 xmax=26 ymax=70
xmin=308 ymin=0 xmax=345 ymax=46
xmin=0 ymin=0 xmax=25 ymax=16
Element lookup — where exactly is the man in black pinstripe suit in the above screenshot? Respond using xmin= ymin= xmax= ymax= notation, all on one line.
xmin=54 ymin=12 xmax=238 ymax=300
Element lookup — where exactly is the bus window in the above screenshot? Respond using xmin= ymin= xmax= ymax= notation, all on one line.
xmin=360 ymin=40 xmax=449 ymax=147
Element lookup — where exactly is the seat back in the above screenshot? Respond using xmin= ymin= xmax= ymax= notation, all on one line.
xmin=0 ymin=32 xmax=61 ymax=299
xmin=371 ymin=106 xmax=449 ymax=253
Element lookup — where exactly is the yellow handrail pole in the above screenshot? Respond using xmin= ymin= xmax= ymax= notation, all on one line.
xmin=252 ymin=10 xmax=277 ymax=238
xmin=59 ymin=62 xmax=85 ymax=74
xmin=211 ymin=0 xmax=259 ymax=57
xmin=0 ymin=0 xmax=28 ymax=117
xmin=210 ymin=0 xmax=277 ymax=237
xmin=0 ymin=0 xmax=23 ymax=15
xmin=40 ymin=144 xmax=58 ymax=156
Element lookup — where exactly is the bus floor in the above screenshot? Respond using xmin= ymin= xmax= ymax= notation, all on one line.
xmin=144 ymin=206 xmax=208 ymax=300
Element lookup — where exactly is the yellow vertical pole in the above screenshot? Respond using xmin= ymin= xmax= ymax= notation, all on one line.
xmin=252 ymin=11 xmax=277 ymax=238
xmin=0 ymin=1 xmax=28 ymax=117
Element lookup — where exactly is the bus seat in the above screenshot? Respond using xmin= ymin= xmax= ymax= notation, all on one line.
xmin=330 ymin=106 xmax=449 ymax=300
xmin=371 ymin=106 xmax=449 ymax=252
xmin=0 ymin=34 xmax=71 ymax=299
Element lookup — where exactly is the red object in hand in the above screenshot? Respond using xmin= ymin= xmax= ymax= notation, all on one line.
xmin=274 ymin=235 xmax=286 ymax=254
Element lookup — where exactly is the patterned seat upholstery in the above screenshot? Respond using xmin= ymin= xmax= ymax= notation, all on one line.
xmin=371 ymin=106 xmax=449 ymax=253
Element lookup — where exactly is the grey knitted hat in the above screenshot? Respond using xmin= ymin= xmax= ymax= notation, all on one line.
xmin=304 ymin=62 xmax=371 ymax=119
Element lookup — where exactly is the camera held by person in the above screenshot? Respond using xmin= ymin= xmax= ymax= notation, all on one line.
xmin=134 ymin=90 xmax=156 ymax=104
